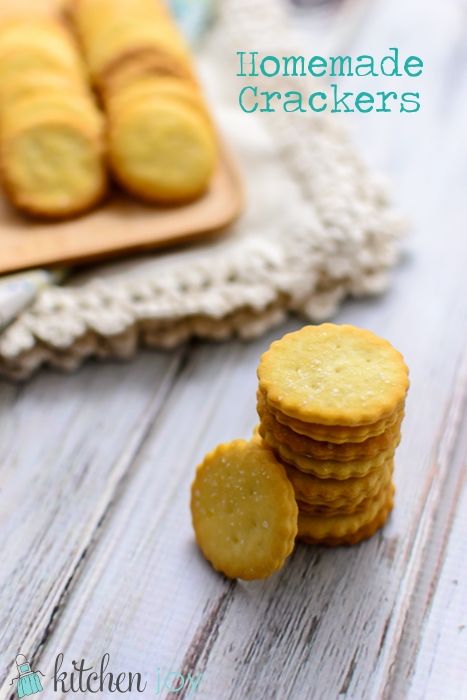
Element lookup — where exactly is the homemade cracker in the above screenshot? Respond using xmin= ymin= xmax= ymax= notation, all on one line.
xmin=257 ymin=389 xmax=404 ymax=443
xmin=72 ymin=0 xmax=217 ymax=204
xmin=108 ymin=97 xmax=216 ymax=203
xmin=296 ymin=477 xmax=391 ymax=516
xmin=1 ymin=122 xmax=106 ymax=218
xmin=106 ymin=77 xmax=210 ymax=130
xmin=258 ymin=324 xmax=409 ymax=426
xmin=72 ymin=0 xmax=191 ymax=81
xmin=298 ymin=487 xmax=394 ymax=545
xmin=296 ymin=496 xmax=375 ymax=516
xmin=190 ymin=439 xmax=298 ymax=580
xmin=262 ymin=431 xmax=395 ymax=479
xmin=101 ymin=48 xmax=196 ymax=96
xmin=259 ymin=406 xmax=402 ymax=461
xmin=0 ymin=17 xmax=106 ymax=218
xmin=297 ymin=483 xmax=394 ymax=543
xmin=283 ymin=459 xmax=393 ymax=508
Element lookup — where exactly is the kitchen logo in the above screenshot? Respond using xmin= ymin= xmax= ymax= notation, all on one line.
xmin=9 ymin=654 xmax=202 ymax=695
xmin=10 ymin=654 xmax=44 ymax=698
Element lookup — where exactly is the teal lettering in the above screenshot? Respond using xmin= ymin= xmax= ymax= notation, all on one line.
xmin=236 ymin=51 xmax=258 ymax=77
xmin=355 ymin=55 xmax=377 ymax=77
xmin=330 ymin=84 xmax=354 ymax=112
xmin=239 ymin=86 xmax=258 ymax=113
xmin=165 ymin=671 xmax=185 ymax=692
xmin=308 ymin=56 xmax=327 ymax=77
xmin=260 ymin=55 xmax=281 ymax=77
xmin=329 ymin=55 xmax=353 ymax=77
xmin=309 ymin=91 xmax=327 ymax=112
xmin=186 ymin=672 xmax=204 ymax=693
xmin=400 ymin=92 xmax=421 ymax=112
xmin=355 ymin=91 xmax=374 ymax=112
xmin=404 ymin=56 xmax=423 ymax=77
xmin=375 ymin=91 xmax=397 ymax=112
xmin=260 ymin=90 xmax=281 ymax=112
xmin=283 ymin=90 xmax=306 ymax=112
xmin=283 ymin=55 xmax=306 ymax=77
xmin=381 ymin=47 xmax=402 ymax=76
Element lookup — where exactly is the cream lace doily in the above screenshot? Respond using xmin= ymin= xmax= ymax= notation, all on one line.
xmin=0 ymin=0 xmax=405 ymax=379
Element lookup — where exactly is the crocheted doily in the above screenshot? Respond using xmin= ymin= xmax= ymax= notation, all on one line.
xmin=0 ymin=0 xmax=405 ymax=379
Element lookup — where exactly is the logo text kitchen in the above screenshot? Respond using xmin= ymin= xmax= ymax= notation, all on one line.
xmin=11 ymin=653 xmax=203 ymax=695
xmin=54 ymin=655 xmax=203 ymax=695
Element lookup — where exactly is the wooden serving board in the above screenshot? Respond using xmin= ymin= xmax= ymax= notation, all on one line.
xmin=0 ymin=144 xmax=243 ymax=274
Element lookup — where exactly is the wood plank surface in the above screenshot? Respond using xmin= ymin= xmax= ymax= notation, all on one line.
xmin=0 ymin=0 xmax=466 ymax=698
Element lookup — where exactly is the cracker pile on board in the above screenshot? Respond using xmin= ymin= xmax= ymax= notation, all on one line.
xmin=72 ymin=0 xmax=216 ymax=204
xmin=0 ymin=0 xmax=217 ymax=219
xmin=191 ymin=324 xmax=409 ymax=580
xmin=0 ymin=17 xmax=106 ymax=217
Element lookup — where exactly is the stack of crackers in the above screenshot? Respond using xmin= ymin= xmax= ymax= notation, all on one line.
xmin=0 ymin=0 xmax=217 ymax=219
xmin=256 ymin=324 xmax=409 ymax=546
xmin=72 ymin=0 xmax=217 ymax=204
xmin=191 ymin=324 xmax=409 ymax=580
xmin=0 ymin=17 xmax=106 ymax=218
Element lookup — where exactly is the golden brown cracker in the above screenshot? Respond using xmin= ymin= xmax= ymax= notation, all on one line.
xmin=100 ymin=47 xmax=195 ymax=94
xmin=284 ymin=458 xmax=393 ymax=510
xmin=191 ymin=439 xmax=298 ymax=580
xmin=259 ymin=404 xmax=401 ymax=460
xmin=297 ymin=483 xmax=394 ymax=543
xmin=261 ymin=428 xmax=395 ymax=479
xmin=108 ymin=97 xmax=216 ymax=203
xmin=257 ymin=389 xmax=404 ymax=443
xmin=258 ymin=324 xmax=409 ymax=426
xmin=298 ymin=487 xmax=394 ymax=546
xmin=1 ymin=120 xmax=106 ymax=218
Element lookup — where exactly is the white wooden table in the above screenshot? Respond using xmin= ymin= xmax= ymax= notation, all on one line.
xmin=1 ymin=1 xmax=466 ymax=698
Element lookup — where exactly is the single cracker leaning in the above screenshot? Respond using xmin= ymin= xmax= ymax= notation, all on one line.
xmin=190 ymin=439 xmax=298 ymax=580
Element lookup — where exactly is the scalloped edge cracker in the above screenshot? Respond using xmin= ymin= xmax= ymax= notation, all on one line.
xmin=262 ymin=429 xmax=395 ymax=480
xmin=258 ymin=324 xmax=409 ymax=427
xmin=259 ymin=406 xmax=402 ymax=461
xmin=257 ymin=390 xmax=404 ymax=443
xmin=190 ymin=439 xmax=298 ymax=580
xmin=284 ymin=459 xmax=393 ymax=510
xmin=297 ymin=483 xmax=394 ymax=545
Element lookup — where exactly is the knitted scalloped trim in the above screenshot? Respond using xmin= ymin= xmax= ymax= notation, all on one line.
xmin=0 ymin=0 xmax=406 ymax=379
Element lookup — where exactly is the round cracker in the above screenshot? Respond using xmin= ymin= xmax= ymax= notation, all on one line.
xmin=258 ymin=324 xmax=409 ymax=426
xmin=191 ymin=439 xmax=298 ymax=580
xmin=101 ymin=48 xmax=196 ymax=95
xmin=0 ymin=71 xmax=91 ymax=105
xmin=298 ymin=486 xmax=395 ymax=546
xmin=108 ymin=96 xmax=216 ymax=203
xmin=283 ymin=458 xmax=393 ymax=508
xmin=1 ymin=120 xmax=106 ymax=218
xmin=106 ymin=76 xmax=202 ymax=113
xmin=0 ymin=96 xmax=104 ymax=140
xmin=259 ymin=407 xmax=402 ymax=461
xmin=257 ymin=389 xmax=404 ymax=444
xmin=0 ymin=21 xmax=83 ymax=65
xmin=297 ymin=483 xmax=394 ymax=543
xmin=262 ymin=430 xmax=396 ymax=480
